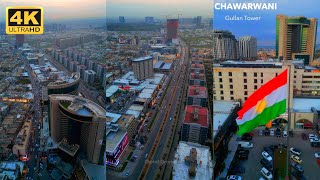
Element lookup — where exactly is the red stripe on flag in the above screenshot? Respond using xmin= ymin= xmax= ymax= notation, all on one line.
xmin=237 ymin=69 xmax=288 ymax=120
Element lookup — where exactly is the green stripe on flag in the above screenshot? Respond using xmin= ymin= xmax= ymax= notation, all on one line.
xmin=237 ymin=99 xmax=286 ymax=136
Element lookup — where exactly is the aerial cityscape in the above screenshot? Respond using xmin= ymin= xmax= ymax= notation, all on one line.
xmin=0 ymin=0 xmax=319 ymax=180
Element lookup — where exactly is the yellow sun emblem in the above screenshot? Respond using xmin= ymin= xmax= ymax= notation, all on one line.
xmin=255 ymin=99 xmax=267 ymax=113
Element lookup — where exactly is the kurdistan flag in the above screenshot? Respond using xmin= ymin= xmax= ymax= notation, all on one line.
xmin=236 ymin=69 xmax=288 ymax=135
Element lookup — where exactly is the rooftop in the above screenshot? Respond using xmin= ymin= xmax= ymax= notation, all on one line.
xmin=184 ymin=105 xmax=208 ymax=127
xmin=132 ymin=56 xmax=153 ymax=62
xmin=105 ymin=85 xmax=119 ymax=98
xmin=173 ymin=141 xmax=213 ymax=180
xmin=188 ymin=86 xmax=207 ymax=98
xmin=57 ymin=138 xmax=80 ymax=157
xmin=49 ymin=94 xmax=106 ymax=117
xmin=190 ymin=73 xmax=205 ymax=80
xmin=105 ymin=127 xmax=127 ymax=153
xmin=213 ymin=100 xmax=239 ymax=137
xmin=191 ymin=63 xmax=204 ymax=69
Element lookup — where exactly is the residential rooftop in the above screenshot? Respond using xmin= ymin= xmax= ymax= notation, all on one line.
xmin=184 ymin=105 xmax=208 ymax=127
xmin=188 ymin=86 xmax=207 ymax=98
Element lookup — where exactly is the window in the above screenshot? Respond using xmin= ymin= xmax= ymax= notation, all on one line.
xmin=294 ymin=75 xmax=296 ymax=78
xmin=261 ymin=73 xmax=263 ymax=77
xmin=244 ymin=79 xmax=247 ymax=83
xmin=219 ymin=78 xmax=222 ymax=82
xmin=254 ymin=79 xmax=257 ymax=83
xmin=244 ymin=91 xmax=248 ymax=95
xmin=220 ymin=84 xmax=223 ymax=88
xmin=230 ymin=85 xmax=233 ymax=89
xmin=220 ymin=91 xmax=224 ymax=95
xmin=243 ymin=72 xmax=247 ymax=77
xmin=254 ymin=85 xmax=257 ymax=89
xmin=230 ymin=91 xmax=234 ymax=95
xmin=261 ymin=79 xmax=263 ymax=83
xmin=230 ymin=97 xmax=234 ymax=100
xmin=229 ymin=72 xmax=232 ymax=76
xmin=276 ymin=73 xmax=278 ymax=77
xmin=254 ymin=73 xmax=257 ymax=77
xmin=221 ymin=96 xmax=224 ymax=100
xmin=244 ymin=85 xmax=247 ymax=89
xmin=218 ymin=72 xmax=222 ymax=76
xmin=229 ymin=78 xmax=233 ymax=83
xmin=245 ymin=97 xmax=248 ymax=100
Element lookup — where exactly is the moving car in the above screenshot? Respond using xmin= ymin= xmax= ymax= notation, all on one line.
xmin=314 ymin=152 xmax=320 ymax=159
xmin=145 ymin=153 xmax=148 ymax=159
xmin=226 ymin=175 xmax=242 ymax=180
xmin=290 ymin=147 xmax=302 ymax=156
xmin=262 ymin=151 xmax=272 ymax=162
xmin=261 ymin=167 xmax=273 ymax=180
xmin=291 ymin=162 xmax=304 ymax=173
xmin=291 ymin=155 xmax=302 ymax=164
xmin=125 ymin=170 xmax=130 ymax=176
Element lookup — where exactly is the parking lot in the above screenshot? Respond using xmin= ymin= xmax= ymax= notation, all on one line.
xmin=233 ymin=127 xmax=319 ymax=180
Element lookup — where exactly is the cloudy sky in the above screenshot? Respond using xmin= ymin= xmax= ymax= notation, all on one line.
xmin=214 ymin=0 xmax=320 ymax=46
xmin=107 ymin=0 xmax=212 ymax=19
xmin=0 ymin=0 xmax=106 ymax=21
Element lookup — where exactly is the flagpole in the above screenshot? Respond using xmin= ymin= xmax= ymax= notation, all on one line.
xmin=286 ymin=64 xmax=292 ymax=179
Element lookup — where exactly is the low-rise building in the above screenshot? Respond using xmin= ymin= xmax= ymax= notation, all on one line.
xmin=181 ymin=105 xmax=208 ymax=145
xmin=187 ymin=86 xmax=208 ymax=107
xmin=173 ymin=141 xmax=213 ymax=180
xmin=12 ymin=120 xmax=32 ymax=161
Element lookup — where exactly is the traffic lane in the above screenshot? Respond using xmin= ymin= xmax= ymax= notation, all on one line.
xmin=145 ymin=73 xmax=183 ymax=178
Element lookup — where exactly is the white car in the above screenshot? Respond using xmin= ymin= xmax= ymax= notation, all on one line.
xmin=270 ymin=129 xmax=274 ymax=136
xmin=226 ymin=175 xmax=242 ymax=180
xmin=315 ymin=152 xmax=320 ymax=159
xmin=261 ymin=167 xmax=273 ymax=180
xmin=283 ymin=130 xmax=287 ymax=137
xmin=262 ymin=151 xmax=272 ymax=161
xmin=290 ymin=147 xmax=302 ymax=156
xmin=309 ymin=134 xmax=317 ymax=140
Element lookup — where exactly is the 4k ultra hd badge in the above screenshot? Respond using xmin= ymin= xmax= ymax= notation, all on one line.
xmin=6 ymin=6 xmax=44 ymax=34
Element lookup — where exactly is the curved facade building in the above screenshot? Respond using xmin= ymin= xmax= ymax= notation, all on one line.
xmin=48 ymin=94 xmax=106 ymax=165
xmin=47 ymin=72 xmax=80 ymax=95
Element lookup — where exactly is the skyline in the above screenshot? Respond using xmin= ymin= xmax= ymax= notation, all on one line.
xmin=214 ymin=0 xmax=320 ymax=46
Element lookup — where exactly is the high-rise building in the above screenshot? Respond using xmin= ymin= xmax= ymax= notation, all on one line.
xmin=132 ymin=56 xmax=154 ymax=80
xmin=145 ymin=16 xmax=154 ymax=24
xmin=48 ymin=95 xmax=106 ymax=165
xmin=213 ymin=30 xmax=239 ymax=62
xmin=84 ymin=70 xmax=96 ymax=85
xmin=239 ymin=36 xmax=257 ymax=61
xmin=119 ymin=16 xmax=125 ymax=24
xmin=276 ymin=15 xmax=318 ymax=64
xmin=15 ymin=35 xmax=24 ymax=48
xmin=166 ymin=19 xmax=179 ymax=43
xmin=195 ymin=16 xmax=202 ymax=27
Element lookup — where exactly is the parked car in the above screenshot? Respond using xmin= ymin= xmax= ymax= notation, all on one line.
xmin=283 ymin=130 xmax=288 ymax=137
xmin=238 ymin=141 xmax=253 ymax=148
xmin=311 ymin=141 xmax=320 ymax=147
xmin=261 ymin=167 xmax=273 ymax=180
xmin=290 ymin=147 xmax=302 ymax=156
xmin=237 ymin=149 xmax=249 ymax=155
xmin=276 ymin=128 xmax=281 ymax=137
xmin=315 ymin=152 xmax=320 ymax=159
xmin=291 ymin=155 xmax=302 ymax=164
xmin=241 ymin=134 xmax=252 ymax=141
xmin=291 ymin=162 xmax=304 ymax=173
xmin=262 ymin=151 xmax=273 ymax=162
xmin=125 ymin=170 xmax=130 ymax=176
xmin=264 ymin=129 xmax=270 ymax=136
xmin=291 ymin=170 xmax=306 ymax=180
xmin=264 ymin=147 xmax=273 ymax=156
xmin=260 ymin=158 xmax=273 ymax=172
xmin=226 ymin=175 xmax=242 ymax=180
xmin=259 ymin=130 xmax=263 ymax=136
xmin=269 ymin=145 xmax=278 ymax=150
xmin=270 ymin=129 xmax=275 ymax=136
xmin=309 ymin=134 xmax=316 ymax=140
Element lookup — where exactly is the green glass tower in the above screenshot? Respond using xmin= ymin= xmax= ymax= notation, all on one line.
xmin=276 ymin=15 xmax=318 ymax=65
